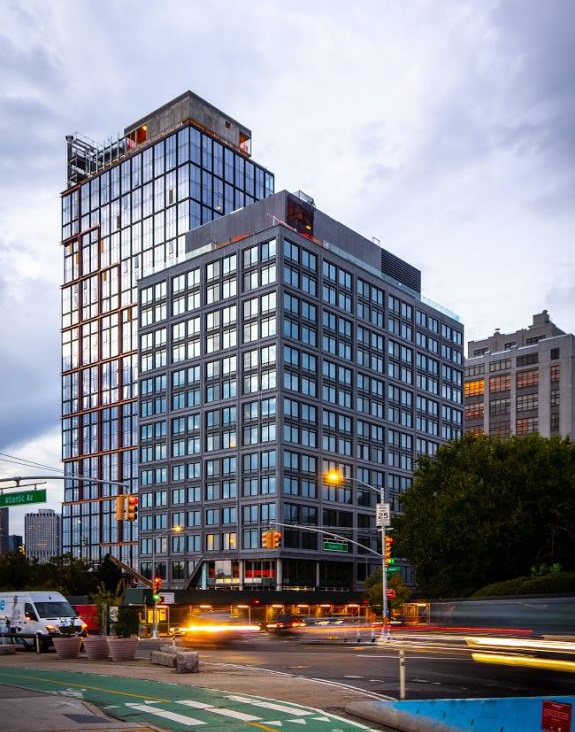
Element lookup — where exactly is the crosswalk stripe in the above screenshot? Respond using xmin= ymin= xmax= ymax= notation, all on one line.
xmin=177 ymin=700 xmax=262 ymax=721
xmin=226 ymin=695 xmax=312 ymax=716
xmin=126 ymin=703 xmax=206 ymax=725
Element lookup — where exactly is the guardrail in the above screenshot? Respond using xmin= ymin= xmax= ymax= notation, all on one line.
xmin=0 ymin=631 xmax=46 ymax=653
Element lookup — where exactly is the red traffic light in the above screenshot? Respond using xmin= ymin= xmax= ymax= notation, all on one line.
xmin=126 ymin=495 xmax=138 ymax=521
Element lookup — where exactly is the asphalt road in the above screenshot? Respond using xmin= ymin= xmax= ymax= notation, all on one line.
xmin=191 ymin=632 xmax=575 ymax=701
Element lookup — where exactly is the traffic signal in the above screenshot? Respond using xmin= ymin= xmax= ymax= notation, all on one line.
xmin=126 ymin=495 xmax=138 ymax=522
xmin=272 ymin=531 xmax=282 ymax=548
xmin=115 ymin=495 xmax=125 ymax=521
xmin=262 ymin=530 xmax=272 ymax=548
xmin=384 ymin=535 xmax=394 ymax=565
xmin=152 ymin=576 xmax=162 ymax=603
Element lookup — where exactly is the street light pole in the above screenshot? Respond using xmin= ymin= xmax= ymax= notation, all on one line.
xmin=151 ymin=531 xmax=158 ymax=640
xmin=150 ymin=526 xmax=182 ymax=640
xmin=325 ymin=471 xmax=390 ymax=641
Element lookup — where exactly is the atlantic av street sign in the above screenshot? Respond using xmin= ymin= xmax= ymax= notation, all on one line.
xmin=0 ymin=489 xmax=47 ymax=507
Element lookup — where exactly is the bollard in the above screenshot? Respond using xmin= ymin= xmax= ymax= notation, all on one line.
xmin=399 ymin=649 xmax=406 ymax=700
xmin=35 ymin=633 xmax=41 ymax=654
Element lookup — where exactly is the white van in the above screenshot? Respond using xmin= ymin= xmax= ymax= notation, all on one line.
xmin=0 ymin=591 xmax=86 ymax=651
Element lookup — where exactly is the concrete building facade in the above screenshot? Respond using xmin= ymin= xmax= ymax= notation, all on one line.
xmin=464 ymin=311 xmax=575 ymax=438
xmin=136 ymin=190 xmax=464 ymax=591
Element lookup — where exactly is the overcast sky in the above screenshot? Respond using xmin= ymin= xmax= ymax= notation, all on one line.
xmin=1 ymin=0 xmax=574 ymax=535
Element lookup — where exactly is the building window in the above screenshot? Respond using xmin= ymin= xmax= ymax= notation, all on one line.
xmin=550 ymin=348 xmax=560 ymax=360
xmin=489 ymin=375 xmax=511 ymax=393
xmin=550 ymin=412 xmax=560 ymax=434
xmin=551 ymin=364 xmax=560 ymax=382
xmin=489 ymin=397 xmax=510 ymax=415
xmin=516 ymin=353 xmax=538 ymax=367
xmin=464 ymin=403 xmax=484 ymax=420
xmin=464 ymin=379 xmax=484 ymax=397
xmin=516 ymin=369 xmax=538 ymax=388
xmin=489 ymin=421 xmax=510 ymax=438
xmin=465 ymin=364 xmax=485 ymax=377
xmin=517 ymin=393 xmax=538 ymax=412
xmin=516 ymin=417 xmax=538 ymax=435
xmin=489 ymin=359 xmax=511 ymax=372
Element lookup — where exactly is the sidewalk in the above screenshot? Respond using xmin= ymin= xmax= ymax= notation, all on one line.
xmin=0 ymin=644 xmax=393 ymax=731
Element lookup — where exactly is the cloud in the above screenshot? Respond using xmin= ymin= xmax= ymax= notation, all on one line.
xmin=0 ymin=0 xmax=574 ymax=537
xmin=0 ymin=427 xmax=63 ymax=537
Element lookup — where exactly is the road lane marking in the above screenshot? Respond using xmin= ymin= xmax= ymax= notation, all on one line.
xmin=226 ymin=695 xmax=312 ymax=716
xmin=177 ymin=699 xmax=262 ymax=721
xmin=0 ymin=671 xmax=174 ymax=702
xmin=126 ymin=703 xmax=206 ymax=725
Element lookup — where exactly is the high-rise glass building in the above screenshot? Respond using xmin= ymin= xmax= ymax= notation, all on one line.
xmin=136 ymin=190 xmax=464 ymax=591
xmin=25 ymin=509 xmax=61 ymax=563
xmin=61 ymin=92 xmax=275 ymax=565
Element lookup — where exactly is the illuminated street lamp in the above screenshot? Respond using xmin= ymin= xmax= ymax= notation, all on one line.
xmin=324 ymin=470 xmax=391 ymax=641
xmin=150 ymin=525 xmax=182 ymax=639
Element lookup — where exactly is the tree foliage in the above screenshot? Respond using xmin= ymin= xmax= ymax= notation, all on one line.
xmin=393 ymin=433 xmax=575 ymax=598
xmin=364 ymin=568 xmax=412 ymax=614
xmin=0 ymin=552 xmax=111 ymax=597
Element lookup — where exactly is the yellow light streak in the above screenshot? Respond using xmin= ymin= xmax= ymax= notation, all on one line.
xmin=472 ymin=653 xmax=575 ymax=673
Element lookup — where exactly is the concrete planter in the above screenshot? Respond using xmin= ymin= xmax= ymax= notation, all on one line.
xmin=107 ymin=636 xmax=139 ymax=662
xmin=82 ymin=635 xmax=109 ymax=660
xmin=52 ymin=635 xmax=83 ymax=659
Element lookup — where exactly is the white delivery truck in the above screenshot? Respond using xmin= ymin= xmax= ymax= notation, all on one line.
xmin=0 ymin=590 xmax=86 ymax=651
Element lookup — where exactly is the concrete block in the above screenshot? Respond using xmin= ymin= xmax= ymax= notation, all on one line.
xmin=175 ymin=650 xmax=199 ymax=674
xmin=151 ymin=650 xmax=177 ymax=667
xmin=159 ymin=644 xmax=178 ymax=655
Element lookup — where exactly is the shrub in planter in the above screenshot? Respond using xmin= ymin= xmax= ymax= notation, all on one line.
xmin=108 ymin=605 xmax=140 ymax=662
xmin=52 ymin=635 xmax=83 ymax=659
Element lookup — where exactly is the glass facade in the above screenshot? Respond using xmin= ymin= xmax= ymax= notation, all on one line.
xmin=60 ymin=94 xmax=274 ymax=564
xmin=137 ymin=193 xmax=464 ymax=591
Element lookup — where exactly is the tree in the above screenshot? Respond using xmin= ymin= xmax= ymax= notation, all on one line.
xmin=364 ymin=568 xmax=411 ymax=615
xmin=0 ymin=550 xmax=33 ymax=589
xmin=394 ymin=433 xmax=575 ymax=598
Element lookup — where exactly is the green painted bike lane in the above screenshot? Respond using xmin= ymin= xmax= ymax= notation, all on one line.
xmin=0 ymin=667 xmax=378 ymax=732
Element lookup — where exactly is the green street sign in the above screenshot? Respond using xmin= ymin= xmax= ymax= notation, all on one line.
xmin=323 ymin=540 xmax=349 ymax=552
xmin=387 ymin=566 xmax=401 ymax=573
xmin=0 ymin=488 xmax=47 ymax=507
